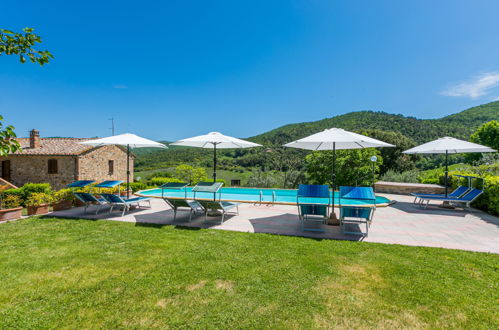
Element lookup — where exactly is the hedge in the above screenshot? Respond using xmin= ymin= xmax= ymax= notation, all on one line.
xmin=446 ymin=170 xmax=499 ymax=216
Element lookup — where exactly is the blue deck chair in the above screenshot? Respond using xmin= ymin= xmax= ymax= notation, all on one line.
xmin=339 ymin=186 xmax=376 ymax=236
xmin=73 ymin=192 xmax=108 ymax=214
xmin=100 ymin=193 xmax=152 ymax=216
xmin=192 ymin=182 xmax=239 ymax=224
xmin=417 ymin=188 xmax=483 ymax=210
xmin=67 ymin=180 xmax=95 ymax=189
xmin=411 ymin=186 xmax=469 ymax=204
xmin=297 ymin=184 xmax=330 ymax=232
xmin=160 ymin=182 xmax=203 ymax=222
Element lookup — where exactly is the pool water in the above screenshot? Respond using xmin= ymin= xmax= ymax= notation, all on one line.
xmin=139 ymin=187 xmax=392 ymax=206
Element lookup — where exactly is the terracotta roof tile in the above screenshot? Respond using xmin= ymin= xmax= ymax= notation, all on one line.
xmin=13 ymin=138 xmax=98 ymax=155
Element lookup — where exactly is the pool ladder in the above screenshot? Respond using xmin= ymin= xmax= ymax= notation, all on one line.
xmin=255 ymin=190 xmax=276 ymax=206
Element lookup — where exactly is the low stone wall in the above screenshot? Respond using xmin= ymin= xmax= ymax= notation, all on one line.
xmin=375 ymin=181 xmax=445 ymax=195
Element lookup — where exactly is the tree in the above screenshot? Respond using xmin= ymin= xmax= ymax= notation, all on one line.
xmin=0 ymin=27 xmax=53 ymax=65
xmin=305 ymin=149 xmax=382 ymax=187
xmin=174 ymin=164 xmax=208 ymax=185
xmin=470 ymin=120 xmax=499 ymax=150
xmin=0 ymin=116 xmax=21 ymax=156
xmin=358 ymin=129 xmax=417 ymax=174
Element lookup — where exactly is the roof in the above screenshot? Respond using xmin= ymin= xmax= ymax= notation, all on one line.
xmin=13 ymin=138 xmax=98 ymax=156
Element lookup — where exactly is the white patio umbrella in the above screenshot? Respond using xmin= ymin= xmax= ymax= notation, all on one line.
xmin=170 ymin=132 xmax=261 ymax=182
xmin=80 ymin=133 xmax=167 ymax=198
xmin=403 ymin=137 xmax=496 ymax=197
xmin=284 ymin=128 xmax=395 ymax=217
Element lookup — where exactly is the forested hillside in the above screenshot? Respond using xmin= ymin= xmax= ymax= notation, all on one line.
xmin=135 ymin=101 xmax=499 ymax=172
xmin=250 ymin=101 xmax=499 ymax=145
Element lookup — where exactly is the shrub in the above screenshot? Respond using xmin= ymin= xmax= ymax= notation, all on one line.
xmin=127 ymin=182 xmax=147 ymax=193
xmin=2 ymin=195 xmax=22 ymax=209
xmin=215 ymin=179 xmax=227 ymax=186
xmin=446 ymin=170 xmax=499 ymax=216
xmin=53 ymin=189 xmax=74 ymax=203
xmin=381 ymin=169 xmax=420 ymax=183
xmin=25 ymin=192 xmax=53 ymax=207
xmin=148 ymin=177 xmax=182 ymax=187
xmin=22 ymin=183 xmax=52 ymax=199
xmin=3 ymin=188 xmax=24 ymax=200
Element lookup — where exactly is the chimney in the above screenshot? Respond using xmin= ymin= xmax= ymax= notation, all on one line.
xmin=29 ymin=129 xmax=40 ymax=149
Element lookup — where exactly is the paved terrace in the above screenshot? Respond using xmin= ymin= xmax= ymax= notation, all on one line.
xmin=50 ymin=194 xmax=499 ymax=254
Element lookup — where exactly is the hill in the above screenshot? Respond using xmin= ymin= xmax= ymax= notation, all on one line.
xmin=249 ymin=101 xmax=499 ymax=145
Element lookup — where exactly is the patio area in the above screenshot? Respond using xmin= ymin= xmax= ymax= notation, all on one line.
xmin=50 ymin=193 xmax=499 ymax=254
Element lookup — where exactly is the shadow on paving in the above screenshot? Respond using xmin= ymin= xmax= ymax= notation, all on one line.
xmin=391 ymin=201 xmax=468 ymax=217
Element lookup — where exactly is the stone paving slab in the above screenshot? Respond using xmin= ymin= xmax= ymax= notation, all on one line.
xmin=49 ymin=193 xmax=499 ymax=254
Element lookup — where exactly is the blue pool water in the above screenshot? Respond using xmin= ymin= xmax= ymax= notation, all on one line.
xmin=139 ymin=187 xmax=391 ymax=206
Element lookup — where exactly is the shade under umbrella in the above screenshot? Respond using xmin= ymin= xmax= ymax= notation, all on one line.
xmin=403 ymin=137 xmax=496 ymax=197
xmin=284 ymin=128 xmax=395 ymax=217
xmin=80 ymin=133 xmax=167 ymax=198
xmin=170 ymin=132 xmax=261 ymax=182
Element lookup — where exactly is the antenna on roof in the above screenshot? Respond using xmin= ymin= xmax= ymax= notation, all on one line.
xmin=109 ymin=118 xmax=115 ymax=135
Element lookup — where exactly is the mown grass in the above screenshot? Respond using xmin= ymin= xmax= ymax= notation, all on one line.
xmin=0 ymin=217 xmax=498 ymax=328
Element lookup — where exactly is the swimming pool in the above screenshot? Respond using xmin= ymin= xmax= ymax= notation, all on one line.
xmin=138 ymin=187 xmax=393 ymax=207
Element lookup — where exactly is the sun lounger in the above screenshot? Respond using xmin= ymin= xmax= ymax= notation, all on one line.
xmin=417 ymin=188 xmax=483 ymax=210
xmin=73 ymin=192 xmax=108 ymax=214
xmin=67 ymin=180 xmax=95 ymax=189
xmin=160 ymin=182 xmax=202 ymax=222
xmin=411 ymin=186 xmax=469 ymax=204
xmin=296 ymin=184 xmax=330 ymax=232
xmin=339 ymin=186 xmax=376 ymax=236
xmin=192 ymin=181 xmax=239 ymax=224
xmin=100 ymin=193 xmax=152 ymax=216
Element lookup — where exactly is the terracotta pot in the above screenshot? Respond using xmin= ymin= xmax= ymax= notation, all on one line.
xmin=53 ymin=200 xmax=73 ymax=211
xmin=27 ymin=203 xmax=50 ymax=216
xmin=0 ymin=207 xmax=22 ymax=221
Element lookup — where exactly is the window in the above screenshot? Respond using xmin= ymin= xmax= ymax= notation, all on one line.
xmin=48 ymin=159 xmax=58 ymax=174
xmin=108 ymin=160 xmax=114 ymax=175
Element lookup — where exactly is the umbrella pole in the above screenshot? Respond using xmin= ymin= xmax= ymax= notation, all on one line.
xmin=127 ymin=144 xmax=130 ymax=199
xmin=331 ymin=142 xmax=337 ymax=218
xmin=445 ymin=150 xmax=449 ymax=198
xmin=213 ymin=144 xmax=217 ymax=183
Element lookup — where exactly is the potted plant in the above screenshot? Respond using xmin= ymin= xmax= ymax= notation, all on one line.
xmin=52 ymin=189 xmax=74 ymax=211
xmin=0 ymin=194 xmax=23 ymax=221
xmin=26 ymin=192 xmax=53 ymax=215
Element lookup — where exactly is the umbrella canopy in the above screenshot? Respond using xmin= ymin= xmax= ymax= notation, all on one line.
xmin=403 ymin=137 xmax=496 ymax=197
xmin=402 ymin=137 xmax=496 ymax=154
xmin=284 ymin=128 xmax=395 ymax=217
xmin=171 ymin=132 xmax=261 ymax=149
xmin=80 ymin=133 xmax=167 ymax=197
xmin=283 ymin=128 xmax=395 ymax=150
xmin=80 ymin=133 xmax=167 ymax=149
xmin=171 ymin=132 xmax=261 ymax=181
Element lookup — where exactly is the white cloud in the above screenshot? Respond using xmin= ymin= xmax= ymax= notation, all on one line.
xmin=113 ymin=84 xmax=128 ymax=89
xmin=441 ymin=72 xmax=499 ymax=99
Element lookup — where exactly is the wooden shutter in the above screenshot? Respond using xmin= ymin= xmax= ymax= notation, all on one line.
xmin=108 ymin=160 xmax=114 ymax=175
xmin=1 ymin=160 xmax=11 ymax=181
xmin=48 ymin=159 xmax=58 ymax=174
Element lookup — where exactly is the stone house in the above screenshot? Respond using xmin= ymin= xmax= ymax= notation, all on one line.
xmin=0 ymin=129 xmax=134 ymax=190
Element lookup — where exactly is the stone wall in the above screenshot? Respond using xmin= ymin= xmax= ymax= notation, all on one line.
xmin=375 ymin=181 xmax=446 ymax=195
xmin=77 ymin=145 xmax=133 ymax=183
xmin=0 ymin=145 xmax=133 ymax=190
xmin=0 ymin=155 xmax=77 ymax=190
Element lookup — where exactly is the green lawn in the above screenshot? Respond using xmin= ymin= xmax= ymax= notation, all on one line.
xmin=0 ymin=218 xmax=498 ymax=328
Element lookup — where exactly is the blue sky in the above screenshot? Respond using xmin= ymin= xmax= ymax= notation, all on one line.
xmin=1 ymin=0 xmax=499 ymax=141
